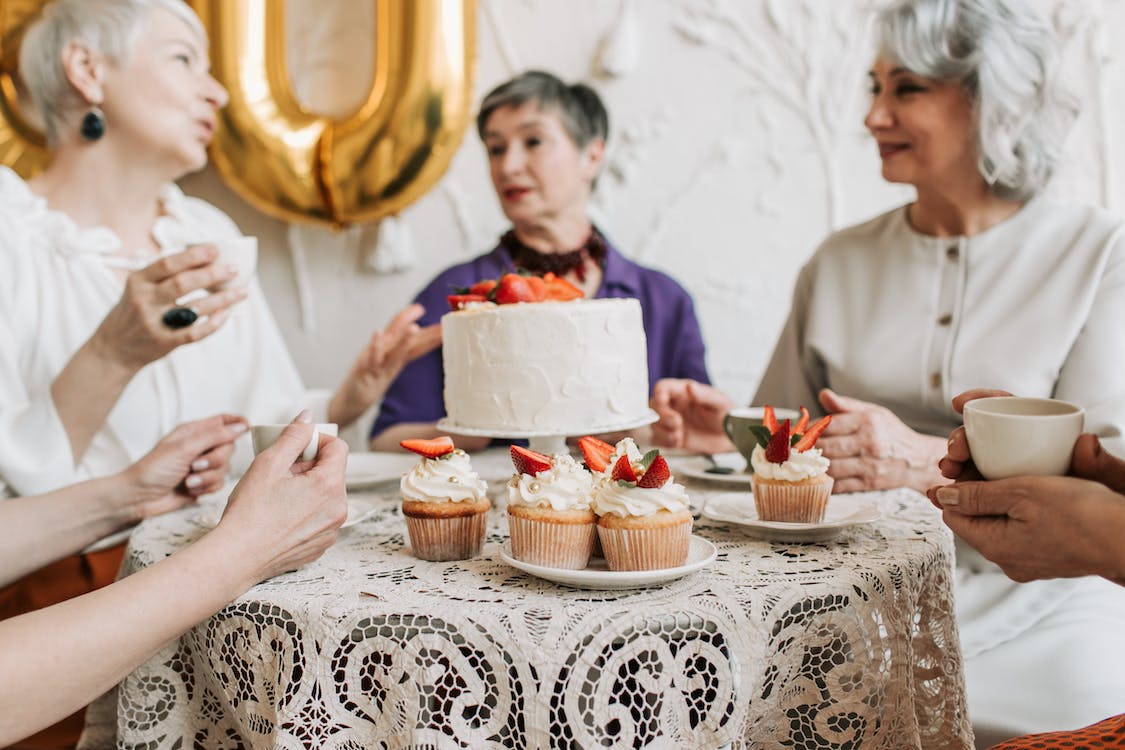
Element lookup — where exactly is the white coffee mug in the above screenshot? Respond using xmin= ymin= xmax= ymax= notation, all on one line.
xmin=213 ymin=236 xmax=258 ymax=290
xmin=962 ymin=397 xmax=1084 ymax=480
xmin=251 ymin=423 xmax=338 ymax=462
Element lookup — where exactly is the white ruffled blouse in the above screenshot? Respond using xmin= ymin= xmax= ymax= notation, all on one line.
xmin=0 ymin=166 xmax=308 ymax=495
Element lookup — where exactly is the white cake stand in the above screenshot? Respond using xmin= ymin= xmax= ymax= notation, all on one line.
xmin=437 ymin=409 xmax=660 ymax=456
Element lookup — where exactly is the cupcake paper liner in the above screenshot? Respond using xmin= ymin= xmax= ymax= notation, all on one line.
xmin=508 ymin=514 xmax=596 ymax=570
xmin=405 ymin=511 xmax=487 ymax=561
xmin=751 ymin=475 xmax=833 ymax=523
xmin=596 ymin=520 xmax=692 ymax=571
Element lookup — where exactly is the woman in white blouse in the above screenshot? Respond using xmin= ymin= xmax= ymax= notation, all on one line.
xmin=0 ymin=4 xmax=436 ymax=741
xmin=2 ymin=0 xmax=437 ymax=499
xmin=652 ymin=0 xmax=1125 ymax=742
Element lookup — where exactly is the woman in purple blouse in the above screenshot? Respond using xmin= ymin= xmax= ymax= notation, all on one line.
xmin=370 ymin=71 xmax=710 ymax=450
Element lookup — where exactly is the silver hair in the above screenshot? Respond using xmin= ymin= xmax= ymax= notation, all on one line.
xmin=18 ymin=0 xmax=205 ymax=146
xmin=876 ymin=0 xmax=1077 ymax=200
xmin=476 ymin=70 xmax=608 ymax=149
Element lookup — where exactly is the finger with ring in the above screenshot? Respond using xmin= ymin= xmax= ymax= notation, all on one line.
xmin=162 ymin=306 xmax=198 ymax=329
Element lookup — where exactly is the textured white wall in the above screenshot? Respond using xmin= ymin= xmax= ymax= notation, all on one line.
xmin=178 ymin=0 xmax=1125 ymax=414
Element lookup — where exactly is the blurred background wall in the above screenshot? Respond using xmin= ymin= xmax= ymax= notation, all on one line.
xmin=178 ymin=0 xmax=1125 ymax=432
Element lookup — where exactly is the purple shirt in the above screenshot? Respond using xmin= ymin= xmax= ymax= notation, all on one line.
xmin=370 ymin=239 xmax=710 ymax=439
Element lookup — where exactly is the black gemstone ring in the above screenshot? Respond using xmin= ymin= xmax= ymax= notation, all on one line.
xmin=162 ymin=306 xmax=199 ymax=330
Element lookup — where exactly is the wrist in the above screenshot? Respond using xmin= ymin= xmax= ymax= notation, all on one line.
xmin=200 ymin=522 xmax=270 ymax=593
xmin=85 ymin=330 xmax=141 ymax=380
xmin=329 ymin=379 xmax=367 ymax=429
xmin=99 ymin=470 xmax=145 ymax=528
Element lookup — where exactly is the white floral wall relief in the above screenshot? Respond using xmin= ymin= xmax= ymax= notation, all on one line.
xmin=673 ymin=0 xmax=875 ymax=232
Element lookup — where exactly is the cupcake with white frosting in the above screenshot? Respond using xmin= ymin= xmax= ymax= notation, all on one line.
xmin=591 ymin=437 xmax=693 ymax=571
xmin=506 ymin=446 xmax=596 ymax=569
xmin=749 ymin=407 xmax=833 ymax=523
xmin=399 ymin=437 xmax=490 ymax=561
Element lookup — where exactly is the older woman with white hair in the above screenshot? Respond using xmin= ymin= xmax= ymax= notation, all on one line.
xmin=651 ymin=0 xmax=1125 ymax=741
xmin=0 ymin=2 xmax=437 ymax=744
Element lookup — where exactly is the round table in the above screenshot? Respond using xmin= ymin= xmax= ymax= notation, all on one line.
xmin=80 ymin=460 xmax=973 ymax=749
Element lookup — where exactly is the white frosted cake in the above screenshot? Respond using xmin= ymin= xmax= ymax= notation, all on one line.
xmin=441 ymin=298 xmax=650 ymax=434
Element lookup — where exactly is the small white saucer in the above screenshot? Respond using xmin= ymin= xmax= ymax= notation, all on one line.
xmin=499 ymin=535 xmax=716 ymax=590
xmin=702 ymin=492 xmax=882 ymax=542
xmin=194 ymin=499 xmax=377 ymax=530
xmin=345 ymin=452 xmax=417 ymax=489
xmin=670 ymin=453 xmax=753 ymax=486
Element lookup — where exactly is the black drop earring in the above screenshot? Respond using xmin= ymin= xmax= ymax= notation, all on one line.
xmin=80 ymin=107 xmax=105 ymax=141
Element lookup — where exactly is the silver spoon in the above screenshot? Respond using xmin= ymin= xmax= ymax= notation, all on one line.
xmin=703 ymin=454 xmax=735 ymax=475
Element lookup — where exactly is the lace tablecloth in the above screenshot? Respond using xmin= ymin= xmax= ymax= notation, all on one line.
xmin=81 ymin=475 xmax=972 ymax=750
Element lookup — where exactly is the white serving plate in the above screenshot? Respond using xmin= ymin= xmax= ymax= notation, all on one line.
xmin=499 ymin=535 xmax=716 ymax=589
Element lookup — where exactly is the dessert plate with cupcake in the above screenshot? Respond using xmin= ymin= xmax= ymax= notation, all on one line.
xmin=499 ymin=438 xmax=716 ymax=589
xmin=702 ymin=492 xmax=882 ymax=542
xmin=702 ymin=406 xmax=881 ymax=541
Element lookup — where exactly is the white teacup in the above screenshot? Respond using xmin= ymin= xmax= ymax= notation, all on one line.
xmin=251 ymin=423 xmax=338 ymax=462
xmin=213 ymin=236 xmax=257 ymax=290
xmin=962 ymin=397 xmax=1084 ymax=480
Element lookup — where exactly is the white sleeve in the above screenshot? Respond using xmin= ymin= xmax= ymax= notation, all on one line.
xmin=0 ymin=310 xmax=88 ymax=497
xmin=1054 ymin=227 xmax=1125 ymax=457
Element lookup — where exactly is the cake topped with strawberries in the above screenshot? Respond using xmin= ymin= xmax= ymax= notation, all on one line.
xmin=581 ymin=436 xmax=693 ymax=571
xmin=441 ymin=292 xmax=651 ymax=436
xmin=749 ymin=406 xmax=834 ymax=523
xmin=507 ymin=445 xmax=594 ymax=511
xmin=505 ymin=444 xmax=598 ymax=570
xmin=748 ymin=406 xmax=832 ymax=480
xmin=398 ymin=436 xmax=491 ymax=562
xmin=447 ymin=271 xmax=584 ymax=310
xmin=399 ymin=436 xmax=488 ymax=504
xmin=589 ymin=437 xmax=689 ymax=518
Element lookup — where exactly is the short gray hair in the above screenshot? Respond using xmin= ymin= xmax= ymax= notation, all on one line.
xmin=19 ymin=0 xmax=205 ymax=146
xmin=476 ymin=70 xmax=608 ymax=149
xmin=876 ymin=0 xmax=1077 ymax=200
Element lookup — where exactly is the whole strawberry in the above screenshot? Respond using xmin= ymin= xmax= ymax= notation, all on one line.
xmin=764 ymin=419 xmax=791 ymax=464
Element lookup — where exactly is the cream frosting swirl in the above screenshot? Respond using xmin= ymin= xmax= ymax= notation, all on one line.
xmin=750 ymin=444 xmax=830 ymax=481
xmin=593 ymin=476 xmax=690 ymax=518
xmin=601 ymin=436 xmax=645 ymax=476
xmin=507 ymin=454 xmax=594 ymax=511
xmin=400 ymin=449 xmax=488 ymax=503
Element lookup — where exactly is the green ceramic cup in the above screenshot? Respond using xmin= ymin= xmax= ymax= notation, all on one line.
xmin=722 ymin=406 xmax=802 ymax=471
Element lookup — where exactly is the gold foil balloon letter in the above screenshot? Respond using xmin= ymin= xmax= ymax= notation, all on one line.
xmin=195 ymin=0 xmax=476 ymax=227
xmin=0 ymin=0 xmax=476 ymax=227
xmin=0 ymin=0 xmax=50 ymax=177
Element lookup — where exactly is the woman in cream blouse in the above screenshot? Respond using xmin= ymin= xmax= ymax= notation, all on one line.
xmin=0 ymin=4 xmax=437 ymax=743
xmin=652 ymin=0 xmax=1125 ymax=742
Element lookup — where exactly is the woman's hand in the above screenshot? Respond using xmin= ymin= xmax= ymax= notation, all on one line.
xmin=929 ymin=475 xmax=1125 ymax=584
xmin=92 ymin=245 xmax=249 ymax=372
xmin=649 ymin=379 xmax=735 ymax=454
xmin=329 ymin=303 xmax=442 ymax=428
xmin=816 ymin=388 xmax=946 ymax=493
xmin=119 ymin=414 xmax=249 ymax=522
xmin=216 ymin=412 xmax=349 ymax=581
